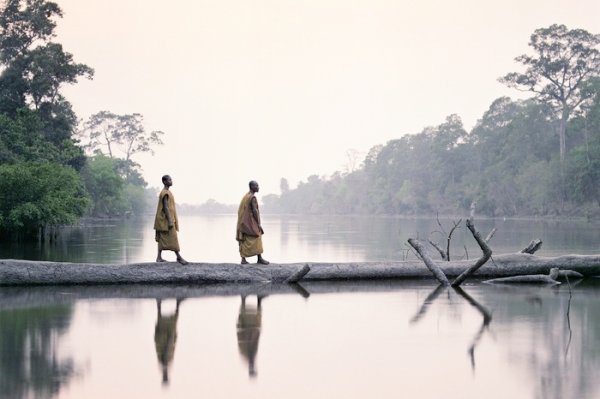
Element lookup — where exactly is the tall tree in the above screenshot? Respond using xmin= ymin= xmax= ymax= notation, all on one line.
xmin=500 ymin=24 xmax=600 ymax=162
xmin=0 ymin=0 xmax=93 ymax=124
xmin=279 ymin=177 xmax=289 ymax=194
xmin=116 ymin=113 xmax=164 ymax=162
xmin=0 ymin=1 xmax=93 ymax=237
xmin=80 ymin=111 xmax=164 ymax=162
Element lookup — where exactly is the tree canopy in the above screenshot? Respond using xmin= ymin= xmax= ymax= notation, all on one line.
xmin=500 ymin=24 xmax=600 ymax=162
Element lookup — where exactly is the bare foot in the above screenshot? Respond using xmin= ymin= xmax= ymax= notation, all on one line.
xmin=241 ymin=258 xmax=249 ymax=264
xmin=257 ymin=258 xmax=270 ymax=265
xmin=156 ymin=258 xmax=166 ymax=263
xmin=177 ymin=258 xmax=189 ymax=265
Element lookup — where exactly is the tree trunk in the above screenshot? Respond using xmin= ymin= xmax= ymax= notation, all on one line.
xmin=1 ymin=254 xmax=600 ymax=286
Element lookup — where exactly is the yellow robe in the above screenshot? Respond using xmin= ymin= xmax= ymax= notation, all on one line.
xmin=154 ymin=189 xmax=180 ymax=251
xmin=236 ymin=192 xmax=263 ymax=257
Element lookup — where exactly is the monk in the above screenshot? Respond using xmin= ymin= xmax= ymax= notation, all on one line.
xmin=154 ymin=175 xmax=188 ymax=265
xmin=236 ymin=180 xmax=269 ymax=265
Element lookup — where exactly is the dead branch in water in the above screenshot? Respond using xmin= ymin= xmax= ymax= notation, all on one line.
xmin=407 ymin=239 xmax=451 ymax=286
xmin=451 ymin=219 xmax=493 ymax=287
xmin=430 ymin=213 xmax=462 ymax=261
xmin=520 ymin=239 xmax=543 ymax=254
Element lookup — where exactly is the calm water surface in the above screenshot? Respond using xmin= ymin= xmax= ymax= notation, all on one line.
xmin=1 ymin=215 xmax=600 ymax=399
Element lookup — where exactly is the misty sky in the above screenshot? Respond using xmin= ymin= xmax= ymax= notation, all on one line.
xmin=54 ymin=0 xmax=600 ymax=204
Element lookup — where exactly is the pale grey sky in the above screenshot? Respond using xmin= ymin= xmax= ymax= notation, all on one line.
xmin=55 ymin=0 xmax=600 ymax=204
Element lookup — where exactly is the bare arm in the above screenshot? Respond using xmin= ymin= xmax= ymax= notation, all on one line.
xmin=162 ymin=195 xmax=173 ymax=227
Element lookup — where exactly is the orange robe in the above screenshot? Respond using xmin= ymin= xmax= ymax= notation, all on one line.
xmin=154 ymin=189 xmax=180 ymax=251
xmin=236 ymin=192 xmax=263 ymax=257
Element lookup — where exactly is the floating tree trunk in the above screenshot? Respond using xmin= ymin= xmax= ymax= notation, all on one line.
xmin=1 ymin=253 xmax=600 ymax=286
xmin=483 ymin=268 xmax=561 ymax=285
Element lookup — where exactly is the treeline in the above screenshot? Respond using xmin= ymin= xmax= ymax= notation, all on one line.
xmin=0 ymin=1 xmax=156 ymax=239
xmin=178 ymin=199 xmax=237 ymax=215
xmin=264 ymin=25 xmax=600 ymax=218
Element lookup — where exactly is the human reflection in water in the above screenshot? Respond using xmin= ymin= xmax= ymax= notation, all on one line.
xmin=236 ymin=295 xmax=264 ymax=378
xmin=154 ymin=298 xmax=183 ymax=385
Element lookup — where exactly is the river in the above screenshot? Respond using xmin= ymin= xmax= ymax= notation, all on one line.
xmin=0 ymin=214 xmax=599 ymax=399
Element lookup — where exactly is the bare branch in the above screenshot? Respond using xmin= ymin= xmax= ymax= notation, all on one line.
xmin=520 ymin=239 xmax=543 ymax=254
xmin=451 ymin=219 xmax=493 ymax=287
xmin=428 ymin=240 xmax=447 ymax=260
xmin=407 ymin=238 xmax=450 ymax=286
xmin=446 ymin=218 xmax=462 ymax=261
xmin=485 ymin=228 xmax=497 ymax=243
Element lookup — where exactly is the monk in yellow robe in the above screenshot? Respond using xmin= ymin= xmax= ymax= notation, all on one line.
xmin=236 ymin=180 xmax=269 ymax=264
xmin=154 ymin=175 xmax=188 ymax=265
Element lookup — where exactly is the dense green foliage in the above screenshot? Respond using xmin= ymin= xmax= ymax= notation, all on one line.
xmin=267 ymin=89 xmax=600 ymax=217
xmin=80 ymin=155 xmax=149 ymax=217
xmin=76 ymin=111 xmax=166 ymax=217
xmin=0 ymin=162 xmax=90 ymax=235
xmin=500 ymin=24 xmax=600 ymax=163
xmin=0 ymin=0 xmax=92 ymax=237
xmin=264 ymin=25 xmax=600 ymax=218
xmin=0 ymin=1 xmax=160 ymax=238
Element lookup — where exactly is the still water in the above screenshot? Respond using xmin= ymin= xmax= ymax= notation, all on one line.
xmin=1 ymin=215 xmax=600 ymax=399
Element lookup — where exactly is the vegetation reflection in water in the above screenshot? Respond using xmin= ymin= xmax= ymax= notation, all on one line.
xmin=2 ymin=215 xmax=600 ymax=398
xmin=1 ymin=279 xmax=600 ymax=399
xmin=2 ymin=214 xmax=600 ymax=264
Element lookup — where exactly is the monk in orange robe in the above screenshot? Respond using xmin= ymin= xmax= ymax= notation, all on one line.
xmin=236 ymin=181 xmax=269 ymax=265
xmin=154 ymin=175 xmax=188 ymax=265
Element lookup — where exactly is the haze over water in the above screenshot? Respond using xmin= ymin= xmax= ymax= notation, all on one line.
xmin=1 ymin=215 xmax=600 ymax=398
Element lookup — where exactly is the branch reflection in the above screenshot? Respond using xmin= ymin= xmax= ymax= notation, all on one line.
xmin=409 ymin=284 xmax=493 ymax=371
xmin=452 ymin=287 xmax=492 ymax=370
xmin=409 ymin=284 xmax=446 ymax=324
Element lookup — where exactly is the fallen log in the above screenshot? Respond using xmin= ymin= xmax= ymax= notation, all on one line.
xmin=558 ymin=270 xmax=584 ymax=279
xmin=483 ymin=268 xmax=561 ymax=285
xmin=2 ymin=254 xmax=600 ymax=286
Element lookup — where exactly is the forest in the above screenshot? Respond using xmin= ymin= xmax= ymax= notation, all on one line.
xmin=264 ymin=25 xmax=600 ymax=219
xmin=0 ymin=0 xmax=599 ymax=241
xmin=0 ymin=0 xmax=159 ymax=239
